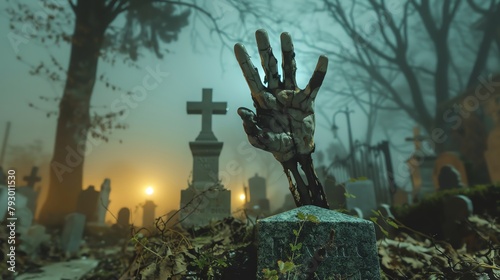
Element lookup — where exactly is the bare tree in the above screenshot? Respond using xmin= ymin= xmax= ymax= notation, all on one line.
xmin=299 ymin=0 xmax=500 ymax=153
xmin=6 ymin=0 xmax=238 ymax=226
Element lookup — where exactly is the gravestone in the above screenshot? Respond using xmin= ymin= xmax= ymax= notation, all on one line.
xmin=60 ymin=213 xmax=86 ymax=254
xmin=344 ymin=180 xmax=378 ymax=218
xmin=442 ymin=195 xmax=474 ymax=248
xmin=405 ymin=127 xmax=437 ymax=201
xmin=77 ymin=185 xmax=99 ymax=223
xmin=437 ymin=165 xmax=464 ymax=190
xmin=433 ymin=152 xmax=469 ymax=190
xmin=142 ymin=200 xmax=157 ymax=228
xmin=117 ymin=207 xmax=130 ymax=228
xmin=16 ymin=193 xmax=33 ymax=236
xmin=258 ymin=205 xmax=380 ymax=279
xmin=17 ymin=166 xmax=42 ymax=215
xmin=324 ymin=176 xmax=347 ymax=211
xmin=180 ymin=88 xmax=231 ymax=228
xmin=95 ymin=179 xmax=111 ymax=224
xmin=248 ymin=173 xmax=269 ymax=212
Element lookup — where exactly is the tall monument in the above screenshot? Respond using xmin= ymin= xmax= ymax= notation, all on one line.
xmin=180 ymin=88 xmax=231 ymax=228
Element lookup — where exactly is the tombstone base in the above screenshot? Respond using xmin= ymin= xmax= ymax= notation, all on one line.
xmin=257 ymin=205 xmax=380 ymax=279
xmin=180 ymin=188 xmax=231 ymax=228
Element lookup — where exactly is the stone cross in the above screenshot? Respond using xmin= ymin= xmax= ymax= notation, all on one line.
xmin=405 ymin=127 xmax=427 ymax=152
xmin=23 ymin=166 xmax=41 ymax=188
xmin=187 ymin=88 xmax=227 ymax=141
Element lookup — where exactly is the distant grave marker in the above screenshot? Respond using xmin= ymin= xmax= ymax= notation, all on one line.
xmin=60 ymin=213 xmax=86 ymax=254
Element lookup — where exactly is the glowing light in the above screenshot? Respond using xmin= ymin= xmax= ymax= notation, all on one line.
xmin=145 ymin=186 xmax=154 ymax=196
xmin=239 ymin=194 xmax=246 ymax=201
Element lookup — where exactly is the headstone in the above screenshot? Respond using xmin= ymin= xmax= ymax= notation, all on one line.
xmin=95 ymin=179 xmax=111 ymax=224
xmin=16 ymin=186 xmax=39 ymax=217
xmin=180 ymin=88 xmax=231 ymax=228
xmin=433 ymin=152 xmax=469 ymax=190
xmin=60 ymin=213 xmax=86 ymax=254
xmin=77 ymin=185 xmax=99 ymax=223
xmin=142 ymin=200 xmax=157 ymax=228
xmin=405 ymin=127 xmax=437 ymax=200
xmin=15 ymin=166 xmax=42 ymax=216
xmin=324 ymin=176 xmax=347 ymax=211
xmin=442 ymin=195 xmax=474 ymax=248
xmin=16 ymin=193 xmax=33 ymax=236
xmin=344 ymin=180 xmax=378 ymax=218
xmin=117 ymin=207 xmax=130 ymax=228
xmin=247 ymin=173 xmax=270 ymax=213
xmin=437 ymin=165 xmax=464 ymax=190
xmin=257 ymin=205 xmax=380 ymax=279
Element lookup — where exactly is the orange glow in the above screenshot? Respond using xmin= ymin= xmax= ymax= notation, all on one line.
xmin=146 ymin=186 xmax=154 ymax=196
xmin=239 ymin=193 xmax=246 ymax=201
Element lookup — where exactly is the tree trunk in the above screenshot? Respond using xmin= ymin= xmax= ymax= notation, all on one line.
xmin=39 ymin=1 xmax=106 ymax=226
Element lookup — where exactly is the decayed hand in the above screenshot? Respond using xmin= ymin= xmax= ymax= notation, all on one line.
xmin=234 ymin=29 xmax=328 ymax=162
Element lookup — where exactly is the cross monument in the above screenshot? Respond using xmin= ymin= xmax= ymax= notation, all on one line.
xmin=180 ymin=88 xmax=231 ymax=228
xmin=187 ymin=88 xmax=227 ymax=141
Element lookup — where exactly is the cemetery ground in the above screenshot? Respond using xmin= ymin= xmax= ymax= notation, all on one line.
xmin=1 ymin=184 xmax=499 ymax=279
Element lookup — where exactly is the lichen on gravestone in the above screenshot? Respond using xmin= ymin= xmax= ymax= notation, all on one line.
xmin=257 ymin=205 xmax=381 ymax=279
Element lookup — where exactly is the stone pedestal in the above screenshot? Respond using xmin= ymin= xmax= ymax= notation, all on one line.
xmin=257 ymin=205 xmax=380 ymax=279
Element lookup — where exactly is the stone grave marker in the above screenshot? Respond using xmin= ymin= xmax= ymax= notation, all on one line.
xmin=324 ymin=177 xmax=347 ymax=211
xmin=16 ymin=166 xmax=42 ymax=215
xmin=437 ymin=165 xmax=465 ymax=190
xmin=344 ymin=180 xmax=378 ymax=218
xmin=442 ymin=195 xmax=474 ymax=248
xmin=95 ymin=179 xmax=111 ymax=224
xmin=142 ymin=200 xmax=157 ymax=228
xmin=180 ymin=88 xmax=231 ymax=228
xmin=16 ymin=193 xmax=33 ymax=236
xmin=258 ymin=205 xmax=380 ymax=279
xmin=433 ymin=152 xmax=469 ymax=190
xmin=77 ymin=185 xmax=99 ymax=223
xmin=60 ymin=213 xmax=86 ymax=254
xmin=117 ymin=207 xmax=130 ymax=228
xmin=405 ymin=126 xmax=437 ymax=200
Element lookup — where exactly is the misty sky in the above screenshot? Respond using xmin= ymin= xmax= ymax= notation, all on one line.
xmin=0 ymin=1 xmax=439 ymax=225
